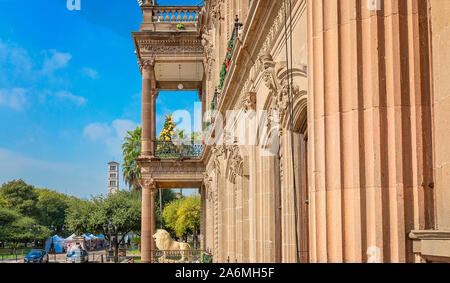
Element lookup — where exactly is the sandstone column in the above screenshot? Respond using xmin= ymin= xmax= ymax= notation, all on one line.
xmin=307 ymin=0 xmax=433 ymax=263
xmin=141 ymin=59 xmax=157 ymax=156
xmin=140 ymin=179 xmax=156 ymax=263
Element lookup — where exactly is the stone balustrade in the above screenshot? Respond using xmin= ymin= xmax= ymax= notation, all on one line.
xmin=139 ymin=4 xmax=201 ymax=31
xmin=151 ymin=6 xmax=199 ymax=23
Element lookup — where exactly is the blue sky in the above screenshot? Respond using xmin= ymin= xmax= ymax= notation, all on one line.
xmin=0 ymin=0 xmax=202 ymax=198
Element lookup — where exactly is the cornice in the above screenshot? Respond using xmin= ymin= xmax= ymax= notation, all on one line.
xmin=409 ymin=230 xmax=450 ymax=240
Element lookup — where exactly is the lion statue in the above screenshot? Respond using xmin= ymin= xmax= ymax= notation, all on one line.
xmin=153 ymin=229 xmax=192 ymax=263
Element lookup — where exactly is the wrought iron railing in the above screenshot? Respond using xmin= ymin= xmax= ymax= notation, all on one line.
xmin=154 ymin=140 xmax=203 ymax=159
xmin=151 ymin=250 xmax=211 ymax=263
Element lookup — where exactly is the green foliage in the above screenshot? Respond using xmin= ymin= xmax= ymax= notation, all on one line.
xmin=0 ymin=207 xmax=49 ymax=243
xmin=162 ymin=199 xmax=183 ymax=237
xmin=0 ymin=180 xmax=38 ymax=218
xmin=0 ymin=180 xmax=75 ymax=245
xmin=35 ymin=188 xmax=70 ymax=236
xmin=173 ymin=128 xmax=202 ymax=142
xmin=162 ymin=196 xmax=200 ymax=239
xmin=65 ymin=198 xmax=95 ymax=235
xmin=131 ymin=237 xmax=141 ymax=245
xmin=218 ymin=39 xmax=235 ymax=90
xmin=90 ymin=190 xmax=142 ymax=238
xmin=176 ymin=197 xmax=201 ymax=236
xmin=0 ymin=195 xmax=7 ymax=207
xmin=122 ymin=126 xmax=142 ymax=191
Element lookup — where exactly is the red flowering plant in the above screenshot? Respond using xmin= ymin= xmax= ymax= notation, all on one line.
xmin=218 ymin=39 xmax=235 ymax=90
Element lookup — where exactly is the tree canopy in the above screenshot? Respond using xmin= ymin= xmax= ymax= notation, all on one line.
xmin=0 ymin=179 xmax=39 ymax=218
xmin=162 ymin=196 xmax=201 ymax=247
xmin=35 ymin=188 xmax=70 ymax=235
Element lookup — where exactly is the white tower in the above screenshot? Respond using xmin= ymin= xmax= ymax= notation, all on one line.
xmin=108 ymin=162 xmax=119 ymax=195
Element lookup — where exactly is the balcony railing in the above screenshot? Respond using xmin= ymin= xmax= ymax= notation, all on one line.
xmin=154 ymin=140 xmax=203 ymax=159
xmin=151 ymin=250 xmax=211 ymax=263
xmin=152 ymin=7 xmax=200 ymax=23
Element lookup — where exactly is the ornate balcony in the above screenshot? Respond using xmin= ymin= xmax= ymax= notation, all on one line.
xmin=139 ymin=1 xmax=202 ymax=32
xmin=154 ymin=140 xmax=203 ymax=159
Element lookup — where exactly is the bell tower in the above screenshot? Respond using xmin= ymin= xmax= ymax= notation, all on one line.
xmin=107 ymin=161 xmax=119 ymax=195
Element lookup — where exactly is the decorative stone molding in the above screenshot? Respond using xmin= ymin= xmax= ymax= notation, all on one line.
xmin=243 ymin=91 xmax=256 ymax=112
xmin=225 ymin=145 xmax=244 ymax=184
xmin=138 ymin=178 xmax=156 ymax=190
xmin=140 ymin=58 xmax=155 ymax=72
xmin=140 ymin=45 xmax=204 ymax=54
xmin=409 ymin=230 xmax=450 ymax=261
xmin=259 ymin=53 xmax=306 ymax=127
xmin=201 ymin=28 xmax=215 ymax=80
xmin=209 ymin=0 xmax=225 ymax=24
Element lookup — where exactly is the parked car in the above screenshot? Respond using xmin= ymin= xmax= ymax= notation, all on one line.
xmin=66 ymin=248 xmax=89 ymax=263
xmin=24 ymin=249 xmax=49 ymax=263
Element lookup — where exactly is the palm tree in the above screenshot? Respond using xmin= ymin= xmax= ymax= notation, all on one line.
xmin=122 ymin=126 xmax=142 ymax=191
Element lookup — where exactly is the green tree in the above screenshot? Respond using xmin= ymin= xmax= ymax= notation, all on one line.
xmin=122 ymin=126 xmax=142 ymax=191
xmin=65 ymin=198 xmax=95 ymax=235
xmin=162 ymin=198 xmax=183 ymax=238
xmin=36 ymin=188 xmax=70 ymax=236
xmin=0 ymin=207 xmax=20 ymax=242
xmin=0 ymin=195 xmax=7 ymax=207
xmin=0 ymin=207 xmax=49 ymax=247
xmin=89 ymin=190 xmax=141 ymax=260
xmin=162 ymin=196 xmax=201 ymax=248
xmin=177 ymin=196 xmax=201 ymax=248
xmin=0 ymin=180 xmax=38 ymax=218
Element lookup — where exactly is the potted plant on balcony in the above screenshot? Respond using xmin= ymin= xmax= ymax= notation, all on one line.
xmin=176 ymin=23 xmax=185 ymax=30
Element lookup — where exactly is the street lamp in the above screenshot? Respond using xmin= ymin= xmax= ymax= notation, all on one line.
xmin=103 ymin=221 xmax=118 ymax=263
xmin=29 ymin=224 xmax=40 ymax=248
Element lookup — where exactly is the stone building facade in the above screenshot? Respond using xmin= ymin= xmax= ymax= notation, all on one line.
xmin=133 ymin=0 xmax=450 ymax=263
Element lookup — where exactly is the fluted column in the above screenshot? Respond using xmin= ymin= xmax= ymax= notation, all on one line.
xmin=140 ymin=179 xmax=156 ymax=263
xmin=141 ymin=59 xmax=157 ymax=156
xmin=307 ymin=0 xmax=433 ymax=263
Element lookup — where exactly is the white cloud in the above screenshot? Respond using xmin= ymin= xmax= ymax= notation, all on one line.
xmin=83 ymin=122 xmax=113 ymax=142
xmin=0 ymin=88 xmax=87 ymax=110
xmin=0 ymin=88 xmax=28 ymax=111
xmin=0 ymin=39 xmax=33 ymax=74
xmin=55 ymin=90 xmax=87 ymax=105
xmin=42 ymin=50 xmax=72 ymax=74
xmin=81 ymin=67 xmax=99 ymax=79
xmin=83 ymin=119 xmax=139 ymax=155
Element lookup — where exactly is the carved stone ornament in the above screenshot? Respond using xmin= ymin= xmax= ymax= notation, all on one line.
xmin=138 ymin=178 xmax=156 ymax=190
xmin=201 ymin=28 xmax=215 ymax=79
xmin=226 ymin=145 xmax=243 ymax=184
xmin=243 ymin=91 xmax=257 ymax=112
xmin=139 ymin=58 xmax=155 ymax=72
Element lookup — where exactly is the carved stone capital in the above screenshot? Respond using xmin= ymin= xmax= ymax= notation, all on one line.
xmin=138 ymin=178 xmax=156 ymax=190
xmin=140 ymin=58 xmax=155 ymax=72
